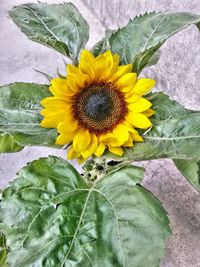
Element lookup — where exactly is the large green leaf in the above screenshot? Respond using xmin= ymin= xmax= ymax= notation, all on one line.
xmin=9 ymin=3 xmax=89 ymax=62
xmin=92 ymin=12 xmax=200 ymax=73
xmin=0 ymin=156 xmax=171 ymax=267
xmin=0 ymin=83 xmax=58 ymax=148
xmin=146 ymin=92 xmax=193 ymax=122
xmin=174 ymin=159 xmax=200 ymax=192
xmin=0 ymin=133 xmax=23 ymax=153
xmin=0 ymin=234 xmax=7 ymax=267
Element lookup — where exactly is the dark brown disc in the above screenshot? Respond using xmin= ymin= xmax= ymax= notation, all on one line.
xmin=72 ymin=81 xmax=128 ymax=135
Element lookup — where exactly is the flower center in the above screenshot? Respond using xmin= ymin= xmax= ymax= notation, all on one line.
xmin=85 ymin=90 xmax=113 ymax=121
xmin=73 ymin=82 xmax=127 ymax=134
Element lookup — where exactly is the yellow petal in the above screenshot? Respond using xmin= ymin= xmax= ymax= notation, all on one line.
xmin=95 ymin=143 xmax=106 ymax=157
xmin=130 ymin=132 xmax=144 ymax=142
xmin=120 ymin=86 xmax=134 ymax=93
xmin=73 ymin=129 xmax=91 ymax=153
xmin=122 ymin=136 xmax=134 ymax=147
xmin=109 ymin=64 xmax=133 ymax=83
xmin=40 ymin=110 xmax=67 ymax=128
xmin=142 ymin=109 xmax=155 ymax=117
xmin=49 ymin=85 xmax=74 ymax=98
xmin=79 ymin=49 xmax=95 ymax=79
xmin=67 ymin=75 xmax=85 ymax=89
xmin=125 ymin=93 xmax=141 ymax=103
xmin=99 ymin=133 xmax=113 ymax=143
xmin=115 ymin=73 xmax=137 ymax=90
xmin=40 ymin=117 xmax=58 ymax=128
xmin=67 ymin=146 xmax=81 ymax=160
xmin=100 ymin=133 xmax=124 ymax=147
xmin=106 ymin=53 xmax=120 ymax=80
xmin=67 ymin=64 xmax=86 ymax=76
xmin=51 ymin=78 xmax=75 ymax=97
xmin=57 ymin=120 xmax=78 ymax=134
xmin=41 ymin=97 xmax=69 ymax=110
xmin=51 ymin=78 xmax=67 ymax=90
xmin=126 ymin=112 xmax=152 ymax=129
xmin=81 ymin=134 xmax=98 ymax=159
xmin=128 ymin=98 xmax=152 ymax=112
xmin=122 ymin=123 xmax=144 ymax=142
xmin=108 ymin=146 xmax=123 ymax=156
xmin=67 ymin=65 xmax=90 ymax=88
xmin=56 ymin=133 xmax=74 ymax=145
xmin=94 ymin=50 xmax=115 ymax=80
xmin=132 ymin=78 xmax=156 ymax=96
xmin=121 ymin=122 xmax=138 ymax=133
xmin=95 ymin=50 xmax=113 ymax=61
xmin=66 ymin=78 xmax=81 ymax=93
xmin=112 ymin=124 xmax=129 ymax=142
xmin=40 ymin=107 xmax=73 ymax=126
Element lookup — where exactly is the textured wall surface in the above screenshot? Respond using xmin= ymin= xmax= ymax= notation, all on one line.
xmin=0 ymin=0 xmax=200 ymax=266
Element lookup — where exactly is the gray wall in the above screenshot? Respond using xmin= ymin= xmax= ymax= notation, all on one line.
xmin=0 ymin=0 xmax=200 ymax=266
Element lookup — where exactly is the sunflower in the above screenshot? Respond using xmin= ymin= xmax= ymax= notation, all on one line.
xmin=40 ymin=49 xmax=155 ymax=163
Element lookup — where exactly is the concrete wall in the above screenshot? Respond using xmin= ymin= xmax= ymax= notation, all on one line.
xmin=0 ymin=0 xmax=200 ymax=266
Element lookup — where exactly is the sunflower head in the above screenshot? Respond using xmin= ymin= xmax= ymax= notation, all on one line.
xmin=40 ymin=49 xmax=155 ymax=163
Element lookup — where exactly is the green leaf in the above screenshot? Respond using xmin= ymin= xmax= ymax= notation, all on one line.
xmin=0 ymin=234 xmax=7 ymax=267
xmin=173 ymin=159 xmax=200 ymax=192
xmin=0 ymin=83 xmax=58 ymax=148
xmin=146 ymin=92 xmax=193 ymax=121
xmin=92 ymin=29 xmax=116 ymax=57
xmin=92 ymin=12 xmax=200 ymax=73
xmin=132 ymin=43 xmax=163 ymax=72
xmin=0 ymin=133 xmax=23 ymax=153
xmin=9 ymin=3 xmax=90 ymax=62
xmin=0 ymin=156 xmax=171 ymax=267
